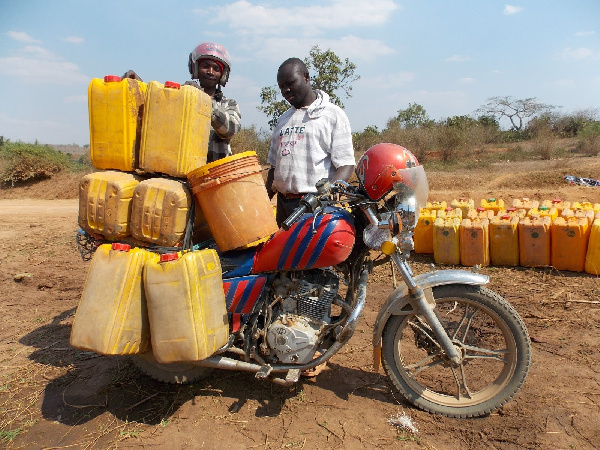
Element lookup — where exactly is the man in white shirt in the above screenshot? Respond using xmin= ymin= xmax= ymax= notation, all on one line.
xmin=266 ymin=58 xmax=355 ymax=226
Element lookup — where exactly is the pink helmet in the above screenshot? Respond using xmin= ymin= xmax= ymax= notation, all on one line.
xmin=188 ymin=42 xmax=231 ymax=86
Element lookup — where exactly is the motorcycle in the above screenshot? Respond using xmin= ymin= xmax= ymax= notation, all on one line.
xmin=78 ymin=143 xmax=532 ymax=418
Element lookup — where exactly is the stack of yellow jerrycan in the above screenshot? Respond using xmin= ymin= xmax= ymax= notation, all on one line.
xmin=518 ymin=216 xmax=552 ymax=267
xmin=467 ymin=207 xmax=495 ymax=220
xmin=551 ymin=216 xmax=591 ymax=272
xmin=432 ymin=216 xmax=461 ymax=265
xmin=459 ymin=218 xmax=490 ymax=267
xmin=481 ymin=197 xmax=505 ymax=214
xmin=498 ymin=206 xmax=527 ymax=218
xmin=489 ymin=215 xmax=520 ymax=267
xmin=512 ymin=197 xmax=539 ymax=211
xmin=527 ymin=205 xmax=558 ymax=222
xmin=542 ymin=198 xmax=570 ymax=215
xmin=585 ymin=218 xmax=600 ymax=275
xmin=414 ymin=208 xmax=437 ymax=254
xmin=72 ymin=74 xmax=234 ymax=361
xmin=450 ymin=198 xmax=474 ymax=217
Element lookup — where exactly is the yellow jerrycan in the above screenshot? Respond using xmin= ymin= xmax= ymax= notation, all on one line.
xmin=139 ymin=80 xmax=211 ymax=178
xmin=88 ymin=75 xmax=146 ymax=171
xmin=70 ymin=243 xmax=155 ymax=355
xmin=144 ymin=249 xmax=229 ymax=364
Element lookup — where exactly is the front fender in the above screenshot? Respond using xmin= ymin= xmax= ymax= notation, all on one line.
xmin=372 ymin=269 xmax=489 ymax=348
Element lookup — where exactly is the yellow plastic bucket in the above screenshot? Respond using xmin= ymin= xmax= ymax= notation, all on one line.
xmin=188 ymin=151 xmax=279 ymax=252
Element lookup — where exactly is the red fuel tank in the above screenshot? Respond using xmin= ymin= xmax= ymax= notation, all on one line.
xmin=253 ymin=209 xmax=355 ymax=272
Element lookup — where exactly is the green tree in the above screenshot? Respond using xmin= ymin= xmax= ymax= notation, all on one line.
xmin=387 ymin=103 xmax=434 ymax=129
xmin=258 ymin=45 xmax=359 ymax=129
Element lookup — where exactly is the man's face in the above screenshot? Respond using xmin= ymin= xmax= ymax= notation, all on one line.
xmin=197 ymin=59 xmax=222 ymax=90
xmin=277 ymin=65 xmax=311 ymax=109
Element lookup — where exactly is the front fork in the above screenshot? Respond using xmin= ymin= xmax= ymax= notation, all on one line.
xmin=390 ymin=252 xmax=462 ymax=365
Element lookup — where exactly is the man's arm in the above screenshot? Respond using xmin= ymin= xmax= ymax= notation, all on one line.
xmin=212 ymin=98 xmax=241 ymax=140
xmin=331 ymin=165 xmax=354 ymax=183
xmin=265 ymin=167 xmax=276 ymax=199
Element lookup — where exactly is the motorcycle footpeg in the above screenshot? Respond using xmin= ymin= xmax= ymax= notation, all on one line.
xmin=255 ymin=365 xmax=273 ymax=380
xmin=285 ymin=369 xmax=300 ymax=384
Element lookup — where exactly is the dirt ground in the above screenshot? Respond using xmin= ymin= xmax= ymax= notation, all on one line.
xmin=0 ymin=156 xmax=599 ymax=449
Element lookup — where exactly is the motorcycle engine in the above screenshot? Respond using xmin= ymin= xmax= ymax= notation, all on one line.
xmin=266 ymin=270 xmax=339 ymax=364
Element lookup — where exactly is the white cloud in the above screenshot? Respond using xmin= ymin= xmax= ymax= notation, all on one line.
xmin=5 ymin=31 xmax=41 ymax=44
xmin=63 ymin=36 xmax=85 ymax=44
xmin=575 ymin=31 xmax=595 ymax=37
xmin=255 ymin=35 xmax=395 ymax=63
xmin=503 ymin=5 xmax=523 ymax=15
xmin=22 ymin=45 xmax=62 ymax=61
xmin=446 ymin=54 xmax=470 ymax=63
xmin=559 ymin=47 xmax=596 ymax=60
xmin=0 ymin=44 xmax=89 ymax=84
xmin=204 ymin=0 xmax=399 ymax=36
xmin=459 ymin=77 xmax=476 ymax=83
xmin=0 ymin=56 xmax=89 ymax=84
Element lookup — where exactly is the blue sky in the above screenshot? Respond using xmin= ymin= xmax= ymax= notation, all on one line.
xmin=1 ymin=0 xmax=599 ymax=145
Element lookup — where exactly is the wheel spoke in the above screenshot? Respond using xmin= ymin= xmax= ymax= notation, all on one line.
xmin=408 ymin=318 xmax=443 ymax=351
xmin=463 ymin=344 xmax=509 ymax=362
xmin=449 ymin=302 xmax=479 ymax=342
xmin=405 ymin=352 xmax=444 ymax=376
xmin=449 ymin=363 xmax=475 ymax=400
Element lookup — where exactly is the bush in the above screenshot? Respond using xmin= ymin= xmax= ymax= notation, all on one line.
xmin=230 ymin=126 xmax=271 ymax=165
xmin=0 ymin=142 xmax=71 ymax=186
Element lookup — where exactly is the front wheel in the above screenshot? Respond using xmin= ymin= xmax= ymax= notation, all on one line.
xmin=131 ymin=351 xmax=212 ymax=384
xmin=381 ymin=284 xmax=531 ymax=418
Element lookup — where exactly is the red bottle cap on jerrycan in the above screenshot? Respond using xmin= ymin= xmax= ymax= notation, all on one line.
xmin=111 ymin=243 xmax=131 ymax=252
xmin=160 ymin=252 xmax=179 ymax=262
xmin=507 ymin=207 xmax=517 ymax=212
xmin=164 ymin=81 xmax=181 ymax=89
xmin=477 ymin=207 xmax=486 ymax=212
xmin=104 ymin=75 xmax=121 ymax=82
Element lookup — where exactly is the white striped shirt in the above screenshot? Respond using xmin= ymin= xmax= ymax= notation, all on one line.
xmin=267 ymin=90 xmax=355 ymax=194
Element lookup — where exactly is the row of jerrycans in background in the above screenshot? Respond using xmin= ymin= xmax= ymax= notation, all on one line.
xmin=88 ymin=75 xmax=211 ymax=177
xmin=414 ymin=198 xmax=600 ymax=274
xmin=70 ymin=243 xmax=229 ymax=363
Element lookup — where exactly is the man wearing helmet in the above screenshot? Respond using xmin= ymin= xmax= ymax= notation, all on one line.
xmin=123 ymin=42 xmax=241 ymax=163
xmin=265 ymin=58 xmax=355 ymax=226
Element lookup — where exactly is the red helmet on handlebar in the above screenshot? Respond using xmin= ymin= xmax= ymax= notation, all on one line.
xmin=355 ymin=143 xmax=420 ymax=200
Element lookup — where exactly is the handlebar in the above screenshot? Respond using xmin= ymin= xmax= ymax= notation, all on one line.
xmin=281 ymin=193 xmax=319 ymax=231
xmin=279 ymin=181 xmax=365 ymax=231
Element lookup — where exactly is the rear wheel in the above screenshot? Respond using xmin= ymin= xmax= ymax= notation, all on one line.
xmin=382 ymin=284 xmax=531 ymax=418
xmin=131 ymin=352 xmax=212 ymax=384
